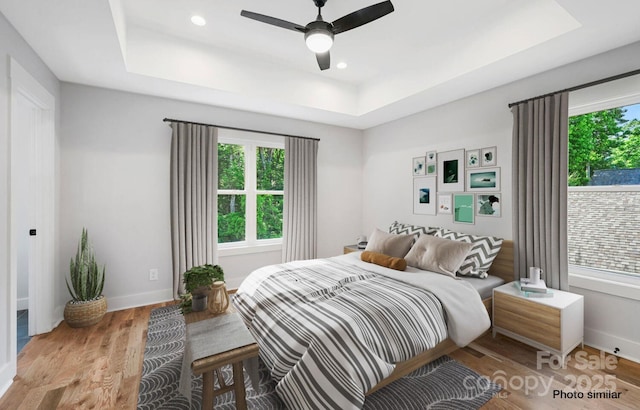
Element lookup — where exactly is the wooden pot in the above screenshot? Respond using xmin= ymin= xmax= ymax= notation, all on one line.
xmin=64 ymin=296 xmax=107 ymax=328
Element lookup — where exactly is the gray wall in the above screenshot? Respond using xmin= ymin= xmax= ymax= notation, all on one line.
xmin=59 ymin=83 xmax=364 ymax=310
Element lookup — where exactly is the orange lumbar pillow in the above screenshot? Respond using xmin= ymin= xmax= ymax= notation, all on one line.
xmin=361 ymin=250 xmax=407 ymax=271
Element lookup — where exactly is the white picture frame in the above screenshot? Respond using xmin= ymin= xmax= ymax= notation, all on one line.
xmin=414 ymin=176 xmax=436 ymax=215
xmin=426 ymin=151 xmax=437 ymax=164
xmin=476 ymin=193 xmax=502 ymax=217
xmin=437 ymin=149 xmax=465 ymax=192
xmin=437 ymin=193 xmax=452 ymax=215
xmin=413 ymin=156 xmax=426 ymax=176
xmin=481 ymin=146 xmax=497 ymax=167
xmin=466 ymin=149 xmax=480 ymax=168
xmin=466 ymin=167 xmax=501 ymax=192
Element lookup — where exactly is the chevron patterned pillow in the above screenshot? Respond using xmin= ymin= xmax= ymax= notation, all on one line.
xmin=388 ymin=221 xmax=438 ymax=238
xmin=434 ymin=228 xmax=503 ymax=278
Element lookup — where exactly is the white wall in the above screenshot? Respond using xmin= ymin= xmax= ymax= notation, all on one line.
xmin=0 ymin=10 xmax=60 ymax=398
xmin=362 ymin=40 xmax=640 ymax=362
xmin=59 ymin=83 xmax=363 ymax=310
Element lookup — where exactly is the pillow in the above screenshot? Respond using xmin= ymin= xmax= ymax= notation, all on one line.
xmin=361 ymin=251 xmax=407 ymax=271
xmin=388 ymin=221 xmax=438 ymax=238
xmin=364 ymin=228 xmax=415 ymax=258
xmin=434 ymin=228 xmax=503 ymax=278
xmin=404 ymin=235 xmax=472 ymax=277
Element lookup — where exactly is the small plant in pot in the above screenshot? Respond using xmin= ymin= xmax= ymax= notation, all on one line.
xmin=181 ymin=264 xmax=224 ymax=314
xmin=64 ymin=228 xmax=107 ymax=328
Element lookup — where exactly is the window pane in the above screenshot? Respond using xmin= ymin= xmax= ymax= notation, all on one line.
xmin=218 ymin=194 xmax=246 ymax=243
xmin=256 ymin=147 xmax=285 ymax=190
xmin=567 ymin=103 xmax=640 ymax=276
xmin=257 ymin=194 xmax=283 ymax=240
xmin=218 ymin=143 xmax=245 ymax=190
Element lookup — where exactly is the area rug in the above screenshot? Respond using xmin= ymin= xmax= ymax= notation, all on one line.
xmin=137 ymin=305 xmax=500 ymax=409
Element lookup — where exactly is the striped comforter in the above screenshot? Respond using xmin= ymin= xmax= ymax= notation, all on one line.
xmin=233 ymin=258 xmax=449 ymax=409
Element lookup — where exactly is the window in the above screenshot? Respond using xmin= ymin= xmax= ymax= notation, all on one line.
xmin=217 ymin=135 xmax=285 ymax=251
xmin=567 ymin=102 xmax=640 ymax=279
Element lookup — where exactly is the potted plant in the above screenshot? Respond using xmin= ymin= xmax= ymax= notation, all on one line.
xmin=181 ymin=264 xmax=224 ymax=313
xmin=63 ymin=228 xmax=107 ymax=328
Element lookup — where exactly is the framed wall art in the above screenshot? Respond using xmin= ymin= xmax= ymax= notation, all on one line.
xmin=466 ymin=167 xmax=501 ymax=192
xmin=481 ymin=146 xmax=497 ymax=167
xmin=413 ymin=176 xmax=436 ymax=215
xmin=466 ymin=149 xmax=480 ymax=168
xmin=453 ymin=193 xmax=475 ymax=224
xmin=437 ymin=149 xmax=464 ymax=192
xmin=413 ymin=156 xmax=426 ymax=176
xmin=476 ymin=193 xmax=501 ymax=217
xmin=437 ymin=193 xmax=452 ymax=215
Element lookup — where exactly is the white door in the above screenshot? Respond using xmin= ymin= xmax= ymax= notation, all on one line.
xmin=9 ymin=59 xmax=56 ymax=340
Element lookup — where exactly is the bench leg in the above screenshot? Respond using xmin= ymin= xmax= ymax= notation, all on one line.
xmin=202 ymin=371 xmax=214 ymax=409
xmin=232 ymin=361 xmax=247 ymax=410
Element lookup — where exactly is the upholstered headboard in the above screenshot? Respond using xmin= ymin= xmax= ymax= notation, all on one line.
xmin=487 ymin=239 xmax=514 ymax=283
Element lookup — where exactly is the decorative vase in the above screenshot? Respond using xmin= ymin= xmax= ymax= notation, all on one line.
xmin=63 ymin=295 xmax=107 ymax=328
xmin=208 ymin=281 xmax=230 ymax=314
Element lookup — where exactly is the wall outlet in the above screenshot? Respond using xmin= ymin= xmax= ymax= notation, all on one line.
xmin=149 ymin=268 xmax=159 ymax=281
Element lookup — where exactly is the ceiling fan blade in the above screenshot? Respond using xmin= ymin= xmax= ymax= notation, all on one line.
xmin=316 ymin=51 xmax=330 ymax=70
xmin=331 ymin=1 xmax=394 ymax=34
xmin=240 ymin=10 xmax=307 ymax=33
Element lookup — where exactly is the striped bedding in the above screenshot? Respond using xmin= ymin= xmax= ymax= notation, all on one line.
xmin=233 ymin=257 xmax=449 ymax=410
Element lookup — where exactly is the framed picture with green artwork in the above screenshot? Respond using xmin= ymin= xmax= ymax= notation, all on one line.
xmin=453 ymin=193 xmax=474 ymax=224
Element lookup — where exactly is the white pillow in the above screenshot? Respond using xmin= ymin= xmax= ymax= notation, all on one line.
xmin=364 ymin=228 xmax=415 ymax=258
xmin=404 ymin=235 xmax=473 ymax=277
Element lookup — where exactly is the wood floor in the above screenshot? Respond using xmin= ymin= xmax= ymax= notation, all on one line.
xmin=1 ymin=302 xmax=639 ymax=409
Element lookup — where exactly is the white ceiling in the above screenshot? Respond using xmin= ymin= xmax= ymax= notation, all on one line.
xmin=2 ymin=0 xmax=640 ymax=129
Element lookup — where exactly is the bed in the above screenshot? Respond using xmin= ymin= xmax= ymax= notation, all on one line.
xmin=232 ymin=235 xmax=514 ymax=409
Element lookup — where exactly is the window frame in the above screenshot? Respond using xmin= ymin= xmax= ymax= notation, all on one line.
xmin=567 ymin=86 xmax=640 ymax=297
xmin=217 ymin=134 xmax=285 ymax=256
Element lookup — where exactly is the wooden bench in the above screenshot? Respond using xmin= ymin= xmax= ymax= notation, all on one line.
xmin=184 ymin=312 xmax=259 ymax=409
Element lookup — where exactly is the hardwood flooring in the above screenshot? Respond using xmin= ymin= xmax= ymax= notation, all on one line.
xmin=1 ymin=303 xmax=639 ymax=409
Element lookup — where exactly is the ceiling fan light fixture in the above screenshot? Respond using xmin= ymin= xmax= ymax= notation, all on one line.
xmin=305 ymin=29 xmax=334 ymax=53
xmin=191 ymin=15 xmax=206 ymax=26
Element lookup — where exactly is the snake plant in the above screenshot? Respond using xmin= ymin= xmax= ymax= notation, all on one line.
xmin=66 ymin=228 xmax=105 ymax=302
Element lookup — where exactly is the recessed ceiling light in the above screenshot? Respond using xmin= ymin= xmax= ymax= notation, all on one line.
xmin=337 ymin=62 xmax=348 ymax=69
xmin=191 ymin=15 xmax=206 ymax=26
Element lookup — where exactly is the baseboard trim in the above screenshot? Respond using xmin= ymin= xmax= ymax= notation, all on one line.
xmin=105 ymin=289 xmax=174 ymax=312
xmin=584 ymin=327 xmax=640 ymax=364
xmin=0 ymin=362 xmax=15 ymax=399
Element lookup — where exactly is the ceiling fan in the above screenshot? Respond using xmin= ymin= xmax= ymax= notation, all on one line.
xmin=240 ymin=0 xmax=395 ymax=71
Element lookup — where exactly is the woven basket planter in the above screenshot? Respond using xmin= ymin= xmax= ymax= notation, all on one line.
xmin=64 ymin=296 xmax=107 ymax=328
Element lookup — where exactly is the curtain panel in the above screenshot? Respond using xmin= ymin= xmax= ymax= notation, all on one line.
xmin=170 ymin=122 xmax=218 ymax=298
xmin=511 ymin=92 xmax=569 ymax=290
xmin=282 ymin=137 xmax=318 ymax=262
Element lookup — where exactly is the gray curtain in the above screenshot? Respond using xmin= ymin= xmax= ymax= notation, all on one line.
xmin=282 ymin=137 xmax=318 ymax=262
xmin=170 ymin=122 xmax=218 ymax=298
xmin=512 ymin=92 xmax=569 ymax=290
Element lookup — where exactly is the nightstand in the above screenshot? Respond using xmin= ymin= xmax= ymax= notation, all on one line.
xmin=492 ymin=282 xmax=584 ymax=362
xmin=343 ymin=244 xmax=360 ymax=254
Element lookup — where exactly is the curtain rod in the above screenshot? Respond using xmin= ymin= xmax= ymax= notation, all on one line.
xmin=508 ymin=68 xmax=640 ymax=108
xmin=163 ymin=118 xmax=320 ymax=141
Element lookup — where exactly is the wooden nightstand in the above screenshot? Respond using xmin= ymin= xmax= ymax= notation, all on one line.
xmin=492 ymin=282 xmax=584 ymax=362
xmin=343 ymin=244 xmax=361 ymax=254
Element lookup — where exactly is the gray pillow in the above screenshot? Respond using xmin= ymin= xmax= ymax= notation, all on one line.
xmin=404 ymin=235 xmax=473 ymax=277
xmin=364 ymin=228 xmax=415 ymax=258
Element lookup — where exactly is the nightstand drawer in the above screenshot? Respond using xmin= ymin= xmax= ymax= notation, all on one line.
xmin=494 ymin=292 xmax=560 ymax=327
xmin=494 ymin=301 xmax=561 ymax=349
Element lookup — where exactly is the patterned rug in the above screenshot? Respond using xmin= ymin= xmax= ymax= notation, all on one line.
xmin=137 ymin=305 xmax=500 ymax=409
